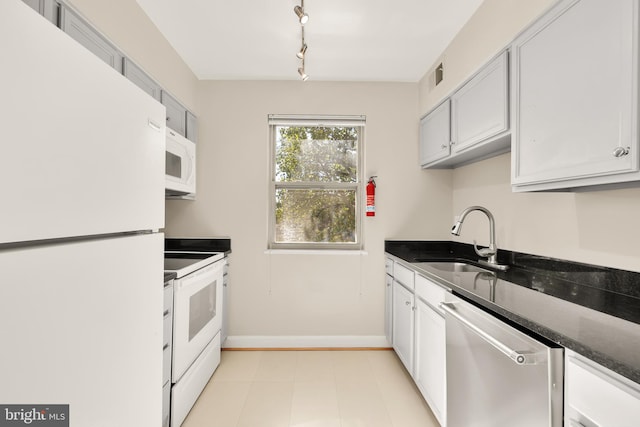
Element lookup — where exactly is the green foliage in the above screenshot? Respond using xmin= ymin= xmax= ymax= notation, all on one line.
xmin=275 ymin=126 xmax=358 ymax=183
xmin=274 ymin=126 xmax=359 ymax=244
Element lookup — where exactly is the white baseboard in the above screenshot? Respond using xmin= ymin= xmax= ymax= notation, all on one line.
xmin=222 ymin=335 xmax=390 ymax=349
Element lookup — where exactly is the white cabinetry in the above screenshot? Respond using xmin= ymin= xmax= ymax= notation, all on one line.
xmin=420 ymin=100 xmax=451 ymax=166
xmin=420 ymin=51 xmax=510 ymax=169
xmin=60 ymin=4 xmax=123 ymax=73
xmin=511 ymin=0 xmax=639 ymax=191
xmin=565 ymin=350 xmax=640 ymax=427
xmin=22 ymin=0 xmax=57 ymax=24
xmin=162 ymin=91 xmax=187 ymax=137
xmin=414 ymin=275 xmax=447 ymax=426
xmin=386 ymin=257 xmax=450 ymax=426
xmin=385 ymin=257 xmax=394 ymax=345
xmin=451 ymin=51 xmax=509 ymax=155
xmin=392 ymin=280 xmax=414 ymax=373
xmin=123 ymin=58 xmax=162 ymax=102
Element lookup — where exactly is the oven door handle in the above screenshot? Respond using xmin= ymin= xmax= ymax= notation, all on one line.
xmin=440 ymin=302 xmax=541 ymax=365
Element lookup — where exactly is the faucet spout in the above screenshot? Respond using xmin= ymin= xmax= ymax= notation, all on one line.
xmin=451 ymin=206 xmax=507 ymax=271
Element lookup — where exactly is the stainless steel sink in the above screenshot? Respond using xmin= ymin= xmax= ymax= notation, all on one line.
xmin=421 ymin=262 xmax=492 ymax=273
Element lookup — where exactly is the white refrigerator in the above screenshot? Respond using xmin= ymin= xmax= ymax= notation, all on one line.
xmin=0 ymin=1 xmax=166 ymax=425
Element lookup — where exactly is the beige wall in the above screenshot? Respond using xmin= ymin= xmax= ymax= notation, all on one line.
xmin=419 ymin=0 xmax=640 ymax=272
xmin=166 ymin=81 xmax=452 ymax=342
xmin=419 ymin=0 xmax=555 ymax=116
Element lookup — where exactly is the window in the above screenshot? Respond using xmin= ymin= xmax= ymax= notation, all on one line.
xmin=268 ymin=115 xmax=365 ymax=250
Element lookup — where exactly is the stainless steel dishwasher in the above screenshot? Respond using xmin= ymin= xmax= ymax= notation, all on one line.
xmin=441 ymin=293 xmax=563 ymax=427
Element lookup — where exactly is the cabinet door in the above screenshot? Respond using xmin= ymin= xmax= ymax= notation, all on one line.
xmin=162 ymin=90 xmax=187 ymax=136
xmin=512 ymin=0 xmax=639 ymax=190
xmin=186 ymin=110 xmax=198 ymax=143
xmin=22 ymin=0 xmax=57 ymax=25
xmin=420 ymin=100 xmax=451 ymax=167
xmin=415 ymin=299 xmax=446 ymax=426
xmin=59 ymin=5 xmax=123 ymax=73
xmin=392 ymin=281 xmax=414 ymax=373
xmin=565 ymin=351 xmax=640 ymax=427
xmin=451 ymin=51 xmax=509 ymax=153
xmin=22 ymin=0 xmax=41 ymax=14
xmin=123 ymin=58 xmax=161 ymax=101
xmin=385 ymin=274 xmax=393 ymax=346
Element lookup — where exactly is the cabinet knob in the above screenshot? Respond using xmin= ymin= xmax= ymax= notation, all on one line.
xmin=440 ymin=144 xmax=448 ymax=150
xmin=405 ymin=301 xmax=411 ymax=306
xmin=450 ymin=140 xmax=456 ymax=145
xmin=613 ymin=146 xmax=630 ymax=157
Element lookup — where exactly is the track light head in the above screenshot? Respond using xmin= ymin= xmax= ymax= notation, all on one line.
xmin=294 ymin=5 xmax=309 ymax=25
xmin=296 ymin=44 xmax=308 ymax=59
xmin=298 ymin=67 xmax=309 ymax=81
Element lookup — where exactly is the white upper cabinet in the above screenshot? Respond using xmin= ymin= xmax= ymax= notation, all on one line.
xmin=60 ymin=4 xmax=123 ymax=73
xmin=123 ymin=58 xmax=162 ymax=102
xmin=162 ymin=90 xmax=187 ymax=137
xmin=451 ymin=51 xmax=509 ymax=154
xmin=420 ymin=99 xmax=451 ymax=166
xmin=22 ymin=0 xmax=57 ymax=25
xmin=511 ymin=0 xmax=639 ymax=191
xmin=420 ymin=51 xmax=510 ymax=169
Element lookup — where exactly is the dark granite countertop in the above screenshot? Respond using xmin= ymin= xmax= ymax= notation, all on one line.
xmin=164 ymin=237 xmax=230 ymax=286
xmin=165 ymin=237 xmax=231 ymax=255
xmin=385 ymin=240 xmax=640 ymax=384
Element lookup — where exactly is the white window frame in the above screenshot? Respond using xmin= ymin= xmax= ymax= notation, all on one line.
xmin=268 ymin=114 xmax=365 ymax=250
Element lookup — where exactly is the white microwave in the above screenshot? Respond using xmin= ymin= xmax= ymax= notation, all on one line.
xmin=166 ymin=128 xmax=196 ymax=196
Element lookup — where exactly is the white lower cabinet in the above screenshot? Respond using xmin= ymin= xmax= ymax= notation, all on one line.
xmin=414 ymin=275 xmax=447 ymax=426
xmin=387 ymin=258 xmax=447 ymax=426
xmin=392 ymin=280 xmax=415 ymax=374
xmin=565 ymin=350 xmax=640 ymax=427
xmin=385 ymin=273 xmax=393 ymax=345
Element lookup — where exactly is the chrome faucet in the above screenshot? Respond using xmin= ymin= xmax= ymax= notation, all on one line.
xmin=451 ymin=206 xmax=508 ymax=271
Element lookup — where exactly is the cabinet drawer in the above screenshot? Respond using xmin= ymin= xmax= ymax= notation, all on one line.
xmin=415 ymin=274 xmax=447 ymax=311
xmin=566 ymin=353 xmax=640 ymax=426
xmin=385 ymin=257 xmax=394 ymax=276
xmin=393 ymin=262 xmax=414 ymax=289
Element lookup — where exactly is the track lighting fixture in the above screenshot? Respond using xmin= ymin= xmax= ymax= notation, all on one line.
xmin=298 ymin=67 xmax=309 ymax=81
xmin=294 ymin=5 xmax=309 ymax=25
xmin=296 ymin=43 xmax=307 ymax=60
xmin=294 ymin=1 xmax=309 ymax=80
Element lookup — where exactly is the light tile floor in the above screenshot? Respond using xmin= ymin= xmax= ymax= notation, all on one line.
xmin=181 ymin=349 xmax=440 ymax=427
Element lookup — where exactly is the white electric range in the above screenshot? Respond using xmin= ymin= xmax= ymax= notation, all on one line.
xmin=164 ymin=239 xmax=228 ymax=427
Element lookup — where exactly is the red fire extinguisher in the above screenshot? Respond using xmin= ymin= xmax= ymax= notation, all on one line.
xmin=366 ymin=176 xmax=377 ymax=217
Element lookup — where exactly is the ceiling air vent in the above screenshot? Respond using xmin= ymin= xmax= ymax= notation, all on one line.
xmin=435 ymin=62 xmax=444 ymax=86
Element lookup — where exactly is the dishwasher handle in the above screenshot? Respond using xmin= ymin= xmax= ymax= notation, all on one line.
xmin=440 ymin=301 xmax=542 ymax=365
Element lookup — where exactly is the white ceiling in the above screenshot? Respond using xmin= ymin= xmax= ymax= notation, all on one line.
xmin=135 ymin=0 xmax=484 ymax=82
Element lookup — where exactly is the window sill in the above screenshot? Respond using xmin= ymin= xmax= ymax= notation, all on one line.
xmin=264 ymin=249 xmax=368 ymax=256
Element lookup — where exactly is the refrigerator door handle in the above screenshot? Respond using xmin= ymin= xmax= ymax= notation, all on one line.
xmin=148 ymin=119 xmax=162 ymax=131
